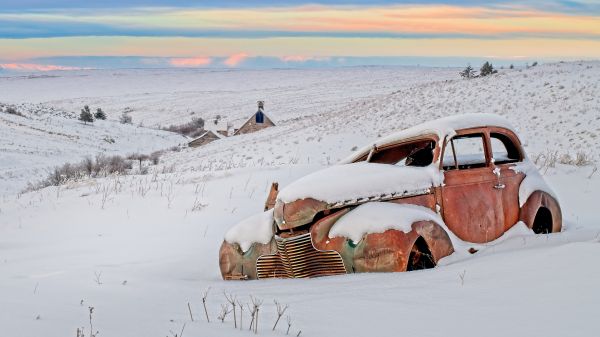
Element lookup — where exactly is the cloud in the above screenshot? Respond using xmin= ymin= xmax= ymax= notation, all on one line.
xmin=0 ymin=63 xmax=82 ymax=71
xmin=223 ymin=53 xmax=249 ymax=67
xmin=169 ymin=56 xmax=211 ymax=67
xmin=1 ymin=4 xmax=599 ymax=40
xmin=280 ymin=55 xmax=330 ymax=62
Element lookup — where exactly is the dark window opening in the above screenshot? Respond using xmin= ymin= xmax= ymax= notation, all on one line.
xmin=255 ymin=110 xmax=265 ymax=124
xmin=368 ymin=140 xmax=435 ymax=167
xmin=443 ymin=134 xmax=487 ymax=170
xmin=490 ymin=132 xmax=521 ymax=164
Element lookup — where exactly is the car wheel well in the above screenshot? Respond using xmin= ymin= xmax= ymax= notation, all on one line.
xmin=532 ymin=207 xmax=553 ymax=234
xmin=407 ymin=236 xmax=436 ymax=271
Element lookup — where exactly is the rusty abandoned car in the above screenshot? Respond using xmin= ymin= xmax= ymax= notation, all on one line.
xmin=219 ymin=113 xmax=562 ymax=280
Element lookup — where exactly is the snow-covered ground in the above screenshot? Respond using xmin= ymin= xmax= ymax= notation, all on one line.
xmin=0 ymin=62 xmax=599 ymax=337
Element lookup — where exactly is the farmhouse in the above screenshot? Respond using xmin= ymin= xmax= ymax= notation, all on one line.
xmin=234 ymin=101 xmax=275 ymax=135
xmin=187 ymin=101 xmax=275 ymax=148
xmin=188 ymin=130 xmax=222 ymax=147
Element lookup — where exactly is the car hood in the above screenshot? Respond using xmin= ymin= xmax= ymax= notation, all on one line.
xmin=274 ymin=162 xmax=443 ymax=230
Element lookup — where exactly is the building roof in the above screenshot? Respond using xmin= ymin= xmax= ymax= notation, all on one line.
xmin=233 ymin=109 xmax=276 ymax=136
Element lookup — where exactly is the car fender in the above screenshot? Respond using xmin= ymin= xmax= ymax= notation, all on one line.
xmin=519 ymin=190 xmax=562 ymax=233
xmin=311 ymin=203 xmax=454 ymax=272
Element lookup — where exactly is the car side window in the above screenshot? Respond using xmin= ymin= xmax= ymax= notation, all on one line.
xmin=443 ymin=134 xmax=487 ymax=170
xmin=490 ymin=133 xmax=521 ymax=164
xmin=368 ymin=140 xmax=435 ymax=167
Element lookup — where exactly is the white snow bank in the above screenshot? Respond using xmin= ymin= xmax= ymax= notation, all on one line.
xmin=510 ymin=160 xmax=559 ymax=207
xmin=329 ymin=203 xmax=444 ymax=242
xmin=224 ymin=209 xmax=274 ymax=252
xmin=439 ymin=221 xmax=535 ymax=265
xmin=341 ymin=113 xmax=515 ymax=164
xmin=277 ymin=163 xmax=443 ymax=203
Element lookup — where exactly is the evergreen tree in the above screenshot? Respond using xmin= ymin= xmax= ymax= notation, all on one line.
xmin=480 ymin=61 xmax=497 ymax=76
xmin=94 ymin=108 xmax=106 ymax=120
xmin=79 ymin=105 xmax=94 ymax=125
xmin=509 ymin=64 xmax=514 ymax=69
xmin=459 ymin=64 xmax=476 ymax=79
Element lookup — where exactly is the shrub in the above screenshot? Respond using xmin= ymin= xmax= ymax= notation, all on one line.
xmin=150 ymin=151 xmax=162 ymax=165
xmin=120 ymin=112 xmax=132 ymax=124
xmin=480 ymin=61 xmax=497 ymax=77
xmin=94 ymin=108 xmax=106 ymax=120
xmin=459 ymin=64 xmax=476 ymax=79
xmin=5 ymin=106 xmax=24 ymax=116
xmin=163 ymin=117 xmax=205 ymax=137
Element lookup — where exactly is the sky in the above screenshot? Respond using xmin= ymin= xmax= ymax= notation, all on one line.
xmin=0 ymin=0 xmax=599 ymax=70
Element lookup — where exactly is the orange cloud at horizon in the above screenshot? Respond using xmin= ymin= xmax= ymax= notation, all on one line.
xmin=0 ymin=63 xmax=83 ymax=71
xmin=169 ymin=56 xmax=211 ymax=67
xmin=223 ymin=53 xmax=248 ymax=67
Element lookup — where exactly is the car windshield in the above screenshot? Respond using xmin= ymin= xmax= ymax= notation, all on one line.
xmin=366 ymin=139 xmax=436 ymax=167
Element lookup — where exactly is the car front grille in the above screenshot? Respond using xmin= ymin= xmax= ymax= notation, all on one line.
xmin=256 ymin=233 xmax=347 ymax=279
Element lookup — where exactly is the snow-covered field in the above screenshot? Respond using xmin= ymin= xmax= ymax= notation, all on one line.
xmin=0 ymin=62 xmax=599 ymax=337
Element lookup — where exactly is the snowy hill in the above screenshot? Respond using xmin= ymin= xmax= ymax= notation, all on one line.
xmin=0 ymin=62 xmax=599 ymax=337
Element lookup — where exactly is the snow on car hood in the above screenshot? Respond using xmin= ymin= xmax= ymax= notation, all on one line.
xmin=225 ymin=209 xmax=274 ymax=252
xmin=277 ymin=162 xmax=444 ymax=204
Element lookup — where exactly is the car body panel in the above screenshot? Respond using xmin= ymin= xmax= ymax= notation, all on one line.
xmin=219 ymin=115 xmax=563 ymax=280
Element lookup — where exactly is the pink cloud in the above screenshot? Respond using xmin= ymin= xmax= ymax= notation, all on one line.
xmin=223 ymin=53 xmax=249 ymax=67
xmin=280 ymin=55 xmax=330 ymax=63
xmin=169 ymin=56 xmax=212 ymax=67
xmin=0 ymin=63 xmax=82 ymax=71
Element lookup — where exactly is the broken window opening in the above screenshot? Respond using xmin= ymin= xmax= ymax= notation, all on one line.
xmin=443 ymin=134 xmax=487 ymax=170
xmin=490 ymin=132 xmax=521 ymax=165
xmin=367 ymin=140 xmax=436 ymax=167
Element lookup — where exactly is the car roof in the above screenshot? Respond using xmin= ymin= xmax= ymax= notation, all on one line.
xmin=340 ymin=113 xmax=515 ymax=164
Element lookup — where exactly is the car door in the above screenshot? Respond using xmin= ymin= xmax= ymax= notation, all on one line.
xmin=440 ymin=130 xmax=505 ymax=243
xmin=488 ymin=130 xmax=526 ymax=232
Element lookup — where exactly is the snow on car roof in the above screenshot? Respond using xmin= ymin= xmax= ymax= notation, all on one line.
xmin=341 ymin=113 xmax=515 ymax=164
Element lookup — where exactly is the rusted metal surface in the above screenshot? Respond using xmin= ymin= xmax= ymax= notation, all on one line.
xmin=256 ymin=233 xmax=346 ymax=279
xmin=219 ymin=123 xmax=562 ymax=280
xmin=519 ymin=190 xmax=562 ymax=233
xmin=264 ymin=182 xmax=279 ymax=211
xmin=273 ymin=198 xmax=329 ymax=231
xmin=219 ymin=239 xmax=275 ymax=280
xmin=441 ymin=166 xmax=505 ymax=243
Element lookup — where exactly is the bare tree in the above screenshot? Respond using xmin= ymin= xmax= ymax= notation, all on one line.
xmin=272 ymin=300 xmax=289 ymax=331
xmin=224 ymin=292 xmax=237 ymax=328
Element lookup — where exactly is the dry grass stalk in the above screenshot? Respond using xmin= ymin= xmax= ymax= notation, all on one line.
xmin=272 ymin=300 xmax=289 ymax=331
xmin=202 ymin=287 xmax=210 ymax=323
